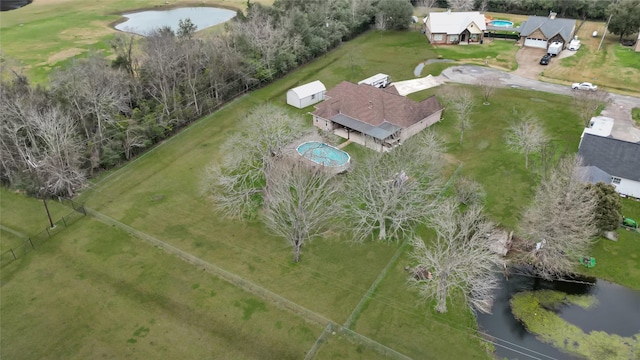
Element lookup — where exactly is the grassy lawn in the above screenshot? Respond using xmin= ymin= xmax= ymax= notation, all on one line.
xmin=0 ymin=0 xmax=272 ymax=83
xmin=424 ymin=85 xmax=583 ymax=228
xmin=583 ymin=198 xmax=640 ymax=290
xmin=632 ymin=108 xmax=640 ymax=127
xmin=1 ymin=217 xmax=329 ymax=359
xmin=1 ymin=15 xmax=636 ymax=360
xmin=432 ymin=39 xmax=519 ymax=71
xmin=541 ymin=20 xmax=640 ymax=94
xmin=0 ymin=187 xmax=71 ymax=234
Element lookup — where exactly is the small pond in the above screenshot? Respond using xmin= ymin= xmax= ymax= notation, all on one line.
xmin=477 ymin=272 xmax=640 ymax=359
xmin=115 ymin=7 xmax=236 ymax=36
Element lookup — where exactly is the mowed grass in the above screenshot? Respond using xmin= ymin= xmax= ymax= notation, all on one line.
xmin=584 ymin=198 xmax=640 ymax=290
xmin=67 ymin=30 xmax=491 ymax=358
xmin=0 ymin=28 xmax=612 ymax=359
xmin=542 ymin=20 xmax=640 ymax=94
xmin=0 ymin=217 xmax=326 ymax=359
xmin=0 ymin=0 xmax=272 ymax=82
xmin=425 ymin=85 xmax=583 ymax=228
xmin=432 ymin=39 xmax=520 ymax=71
xmin=0 ymin=187 xmax=70 ymax=234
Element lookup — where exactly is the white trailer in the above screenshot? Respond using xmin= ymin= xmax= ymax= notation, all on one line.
xmin=358 ymin=73 xmax=390 ymax=88
xmin=547 ymin=41 xmax=563 ymax=56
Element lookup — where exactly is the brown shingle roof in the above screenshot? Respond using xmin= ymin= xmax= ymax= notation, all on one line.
xmin=312 ymin=81 xmax=442 ymax=129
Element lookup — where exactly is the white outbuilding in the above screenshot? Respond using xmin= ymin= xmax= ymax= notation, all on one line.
xmin=286 ymin=80 xmax=326 ymax=109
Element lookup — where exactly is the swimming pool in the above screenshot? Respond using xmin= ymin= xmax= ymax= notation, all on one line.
xmin=296 ymin=141 xmax=350 ymax=172
xmin=489 ymin=20 xmax=514 ymax=27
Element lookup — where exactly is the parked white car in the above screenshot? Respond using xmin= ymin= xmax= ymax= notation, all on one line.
xmin=568 ymin=39 xmax=581 ymax=50
xmin=572 ymin=82 xmax=598 ymax=91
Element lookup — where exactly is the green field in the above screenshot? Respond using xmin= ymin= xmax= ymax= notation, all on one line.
xmin=2 ymin=9 xmax=640 ymax=360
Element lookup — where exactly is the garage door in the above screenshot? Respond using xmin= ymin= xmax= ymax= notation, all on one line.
xmin=524 ymin=38 xmax=547 ymax=48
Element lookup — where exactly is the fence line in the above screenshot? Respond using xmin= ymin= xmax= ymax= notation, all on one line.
xmin=84 ymin=206 xmax=415 ymax=359
xmin=0 ymin=199 xmax=86 ymax=267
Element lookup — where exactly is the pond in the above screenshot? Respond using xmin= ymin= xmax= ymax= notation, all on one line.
xmin=115 ymin=7 xmax=236 ymax=36
xmin=477 ymin=272 xmax=640 ymax=359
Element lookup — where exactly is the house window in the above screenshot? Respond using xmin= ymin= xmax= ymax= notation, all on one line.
xmin=434 ymin=34 xmax=443 ymax=41
xmin=612 ymin=177 xmax=621 ymax=184
xmin=311 ymin=94 xmax=315 ymax=100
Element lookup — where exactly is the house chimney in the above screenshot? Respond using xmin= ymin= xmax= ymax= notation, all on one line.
xmin=549 ymin=11 xmax=557 ymax=19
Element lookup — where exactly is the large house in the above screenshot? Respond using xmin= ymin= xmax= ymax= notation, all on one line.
xmin=578 ymin=133 xmax=640 ymax=198
xmin=423 ymin=10 xmax=486 ymax=45
xmin=519 ymin=12 xmax=576 ymax=49
xmin=311 ymin=81 xmax=443 ymax=152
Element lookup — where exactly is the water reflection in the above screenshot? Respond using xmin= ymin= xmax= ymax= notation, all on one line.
xmin=477 ymin=272 xmax=640 ymax=359
xmin=115 ymin=7 xmax=236 ymax=36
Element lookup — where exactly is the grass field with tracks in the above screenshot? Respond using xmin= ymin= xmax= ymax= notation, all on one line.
xmin=2 ymin=4 xmax=640 ymax=359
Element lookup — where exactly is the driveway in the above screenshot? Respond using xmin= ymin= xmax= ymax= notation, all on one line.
xmin=513 ymin=47 xmax=547 ymax=79
xmin=438 ymin=65 xmax=640 ymax=143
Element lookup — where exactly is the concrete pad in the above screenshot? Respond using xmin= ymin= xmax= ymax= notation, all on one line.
xmin=391 ymin=75 xmax=444 ymax=96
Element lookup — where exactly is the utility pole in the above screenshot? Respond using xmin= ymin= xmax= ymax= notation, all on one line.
xmin=598 ymin=13 xmax=612 ymax=51
xmin=43 ymin=198 xmax=54 ymax=228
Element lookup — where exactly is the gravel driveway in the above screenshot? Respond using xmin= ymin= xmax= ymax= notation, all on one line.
xmin=437 ymin=65 xmax=640 ymax=143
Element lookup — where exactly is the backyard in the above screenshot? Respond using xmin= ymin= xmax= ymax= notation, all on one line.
xmin=2 ymin=5 xmax=640 ymax=360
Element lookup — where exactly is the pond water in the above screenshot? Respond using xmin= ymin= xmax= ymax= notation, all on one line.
xmin=115 ymin=7 xmax=236 ymax=36
xmin=477 ymin=272 xmax=640 ymax=359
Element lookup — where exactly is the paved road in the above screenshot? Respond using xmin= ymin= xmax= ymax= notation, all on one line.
xmin=438 ymin=65 xmax=640 ymax=143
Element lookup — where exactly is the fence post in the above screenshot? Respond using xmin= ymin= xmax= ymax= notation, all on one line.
xmin=10 ymin=248 xmax=17 ymax=260
xmin=29 ymin=238 xmax=35 ymax=249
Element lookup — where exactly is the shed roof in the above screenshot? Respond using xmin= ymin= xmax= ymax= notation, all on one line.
xmin=288 ymin=80 xmax=326 ymax=98
xmin=578 ymin=133 xmax=640 ymax=181
xmin=424 ymin=11 xmax=486 ymax=35
xmin=519 ymin=15 xmax=576 ymax=42
xmin=312 ymin=81 xmax=443 ymax=138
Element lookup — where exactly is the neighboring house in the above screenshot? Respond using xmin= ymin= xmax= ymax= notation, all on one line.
xmin=576 ymin=165 xmax=613 ymax=185
xmin=423 ymin=10 xmax=486 ymax=45
xmin=286 ymin=80 xmax=326 ymax=109
xmin=578 ymin=133 xmax=640 ymax=198
xmin=519 ymin=12 xmax=576 ymax=49
xmin=311 ymin=81 xmax=443 ymax=152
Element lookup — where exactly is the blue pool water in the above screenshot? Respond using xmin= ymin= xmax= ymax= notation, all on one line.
xmin=115 ymin=7 xmax=236 ymax=36
xmin=489 ymin=20 xmax=514 ymax=27
xmin=296 ymin=142 xmax=350 ymax=167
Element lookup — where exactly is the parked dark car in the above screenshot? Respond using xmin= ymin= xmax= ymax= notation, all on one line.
xmin=540 ymin=54 xmax=551 ymax=65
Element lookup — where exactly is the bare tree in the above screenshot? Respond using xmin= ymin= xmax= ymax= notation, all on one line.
xmin=479 ymin=76 xmax=499 ymax=105
xmin=408 ymin=200 xmax=503 ymax=313
xmin=477 ymin=0 xmax=488 ymax=12
xmin=447 ymin=0 xmax=474 ymax=11
xmin=263 ymin=158 xmax=341 ymax=262
xmin=450 ymin=88 xmax=475 ymax=145
xmin=454 ymin=176 xmax=486 ymax=206
xmin=505 ymin=113 xmax=549 ymax=169
xmin=416 ymin=0 xmax=438 ymax=16
xmin=572 ymin=89 xmax=610 ymax=127
xmin=202 ymin=104 xmax=311 ymax=218
xmin=343 ymin=132 xmax=444 ymax=242
xmin=516 ymin=155 xmax=598 ymax=280
xmin=228 ymin=10 xmax=303 ymax=81
xmin=51 ymin=55 xmax=132 ymax=173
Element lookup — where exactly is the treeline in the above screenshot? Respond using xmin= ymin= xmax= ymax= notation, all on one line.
xmin=417 ymin=0 xmax=614 ymax=20
xmin=0 ymin=0 xmax=414 ymax=198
